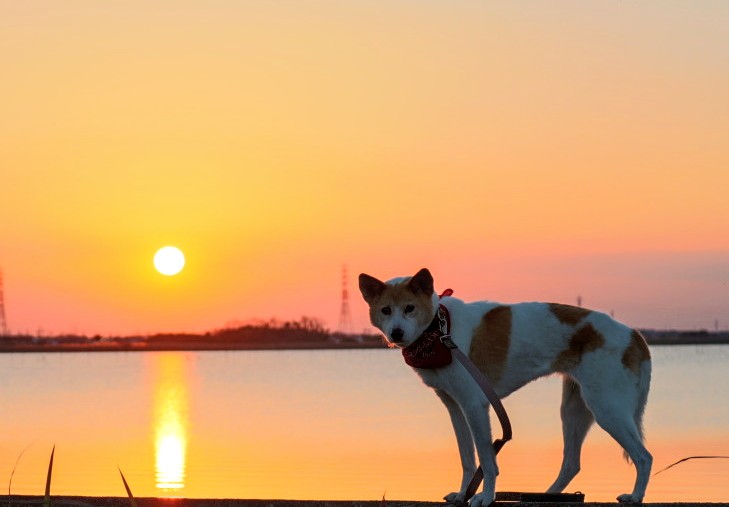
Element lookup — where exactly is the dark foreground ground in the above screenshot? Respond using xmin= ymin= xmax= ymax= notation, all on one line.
xmin=7 ymin=497 xmax=729 ymax=507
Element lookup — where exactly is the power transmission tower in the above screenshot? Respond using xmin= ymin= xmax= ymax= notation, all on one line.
xmin=0 ymin=268 xmax=7 ymax=335
xmin=338 ymin=265 xmax=353 ymax=335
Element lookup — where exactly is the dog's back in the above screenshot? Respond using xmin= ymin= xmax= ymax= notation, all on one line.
xmin=451 ymin=300 xmax=650 ymax=397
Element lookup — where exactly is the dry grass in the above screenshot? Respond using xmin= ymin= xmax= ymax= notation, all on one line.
xmin=7 ymin=447 xmax=136 ymax=507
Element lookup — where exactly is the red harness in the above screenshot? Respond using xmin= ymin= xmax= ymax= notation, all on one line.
xmin=401 ymin=289 xmax=455 ymax=369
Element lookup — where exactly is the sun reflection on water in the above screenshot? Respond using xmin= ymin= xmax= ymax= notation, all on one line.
xmin=153 ymin=353 xmax=189 ymax=492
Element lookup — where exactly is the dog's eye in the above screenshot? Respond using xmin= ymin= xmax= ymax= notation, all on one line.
xmin=404 ymin=304 xmax=415 ymax=314
xmin=381 ymin=306 xmax=391 ymax=315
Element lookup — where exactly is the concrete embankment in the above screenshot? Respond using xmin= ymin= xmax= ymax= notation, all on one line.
xmin=7 ymin=497 xmax=729 ymax=507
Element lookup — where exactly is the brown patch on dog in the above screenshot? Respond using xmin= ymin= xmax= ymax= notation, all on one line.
xmin=622 ymin=329 xmax=651 ymax=374
xmin=552 ymin=324 xmax=605 ymax=372
xmin=549 ymin=303 xmax=592 ymax=326
xmin=469 ymin=306 xmax=512 ymax=383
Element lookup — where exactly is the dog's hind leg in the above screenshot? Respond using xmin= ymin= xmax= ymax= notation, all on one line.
xmin=547 ymin=377 xmax=594 ymax=493
xmin=579 ymin=375 xmax=652 ymax=503
xmin=435 ymin=389 xmax=477 ymax=503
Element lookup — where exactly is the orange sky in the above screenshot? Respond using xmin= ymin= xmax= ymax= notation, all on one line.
xmin=1 ymin=1 xmax=728 ymax=335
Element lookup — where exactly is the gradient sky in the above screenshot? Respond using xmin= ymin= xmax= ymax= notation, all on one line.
xmin=2 ymin=1 xmax=728 ymax=336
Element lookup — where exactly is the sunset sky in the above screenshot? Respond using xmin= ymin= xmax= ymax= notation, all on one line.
xmin=2 ymin=1 xmax=728 ymax=336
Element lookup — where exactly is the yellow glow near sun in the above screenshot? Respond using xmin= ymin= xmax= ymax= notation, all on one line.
xmin=154 ymin=246 xmax=185 ymax=276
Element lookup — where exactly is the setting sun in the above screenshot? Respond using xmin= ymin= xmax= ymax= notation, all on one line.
xmin=154 ymin=246 xmax=186 ymax=276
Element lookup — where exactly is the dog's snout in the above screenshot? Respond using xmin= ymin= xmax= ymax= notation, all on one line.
xmin=391 ymin=328 xmax=405 ymax=342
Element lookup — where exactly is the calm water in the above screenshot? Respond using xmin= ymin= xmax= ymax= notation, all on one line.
xmin=1 ymin=345 xmax=728 ymax=502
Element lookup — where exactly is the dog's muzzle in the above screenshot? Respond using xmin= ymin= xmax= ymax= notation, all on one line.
xmin=390 ymin=328 xmax=404 ymax=343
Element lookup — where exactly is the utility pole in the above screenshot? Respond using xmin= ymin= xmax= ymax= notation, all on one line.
xmin=0 ymin=268 xmax=7 ymax=335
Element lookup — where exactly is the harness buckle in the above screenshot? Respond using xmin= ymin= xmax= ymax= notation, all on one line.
xmin=440 ymin=334 xmax=457 ymax=350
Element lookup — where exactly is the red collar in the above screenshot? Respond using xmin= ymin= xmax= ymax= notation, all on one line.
xmin=402 ymin=294 xmax=453 ymax=369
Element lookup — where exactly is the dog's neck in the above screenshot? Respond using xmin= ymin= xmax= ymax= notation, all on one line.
xmin=401 ymin=305 xmax=453 ymax=369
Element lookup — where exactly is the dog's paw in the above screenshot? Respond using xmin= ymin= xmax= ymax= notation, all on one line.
xmin=443 ymin=491 xmax=466 ymax=503
xmin=468 ymin=491 xmax=495 ymax=507
xmin=617 ymin=493 xmax=643 ymax=503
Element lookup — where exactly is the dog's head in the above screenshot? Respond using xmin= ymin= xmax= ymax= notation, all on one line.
xmin=358 ymin=268 xmax=439 ymax=348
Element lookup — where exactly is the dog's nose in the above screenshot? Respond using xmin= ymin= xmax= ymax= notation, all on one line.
xmin=391 ymin=328 xmax=404 ymax=342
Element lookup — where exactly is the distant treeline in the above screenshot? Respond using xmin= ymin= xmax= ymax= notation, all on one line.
xmin=1 ymin=319 xmax=728 ymax=353
xmin=641 ymin=329 xmax=729 ymax=346
xmin=0 ymin=316 xmax=385 ymax=352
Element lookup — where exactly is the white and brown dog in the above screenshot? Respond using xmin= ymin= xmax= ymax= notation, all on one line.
xmin=359 ymin=268 xmax=652 ymax=506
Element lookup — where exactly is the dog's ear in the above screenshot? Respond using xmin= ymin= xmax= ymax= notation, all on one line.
xmin=359 ymin=273 xmax=387 ymax=304
xmin=408 ymin=268 xmax=434 ymax=295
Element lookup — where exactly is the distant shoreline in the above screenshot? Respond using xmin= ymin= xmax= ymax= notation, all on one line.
xmin=1 ymin=327 xmax=728 ymax=353
xmin=0 ymin=337 xmax=385 ymax=353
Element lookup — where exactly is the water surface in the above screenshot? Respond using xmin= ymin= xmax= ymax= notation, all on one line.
xmin=1 ymin=345 xmax=727 ymax=502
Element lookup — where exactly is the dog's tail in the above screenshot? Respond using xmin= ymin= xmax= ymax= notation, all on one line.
xmin=635 ymin=359 xmax=651 ymax=438
xmin=625 ymin=334 xmax=652 ymax=462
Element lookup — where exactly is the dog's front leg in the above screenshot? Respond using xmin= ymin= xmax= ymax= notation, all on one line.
xmin=460 ymin=399 xmax=498 ymax=507
xmin=435 ymin=389 xmax=477 ymax=503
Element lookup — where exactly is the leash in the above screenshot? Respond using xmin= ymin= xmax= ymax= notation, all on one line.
xmin=400 ymin=290 xmax=513 ymax=500
xmin=437 ymin=303 xmax=513 ymax=501
xmin=402 ymin=289 xmax=512 ymax=501
xmin=442 ymin=336 xmax=511 ymax=499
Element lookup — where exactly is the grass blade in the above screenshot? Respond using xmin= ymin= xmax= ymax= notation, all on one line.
xmin=7 ymin=441 xmax=35 ymax=506
xmin=117 ymin=468 xmax=138 ymax=507
xmin=43 ymin=445 xmax=55 ymax=507
xmin=653 ymin=455 xmax=729 ymax=476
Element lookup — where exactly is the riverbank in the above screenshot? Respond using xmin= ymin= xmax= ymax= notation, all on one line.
xmin=1 ymin=328 xmax=729 ymax=353
xmin=0 ymin=320 xmax=384 ymax=353
xmin=2 ymin=314 xmax=729 ymax=355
